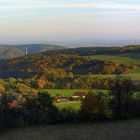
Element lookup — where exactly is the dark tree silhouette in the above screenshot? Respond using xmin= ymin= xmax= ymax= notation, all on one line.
xmin=110 ymin=75 xmax=134 ymax=119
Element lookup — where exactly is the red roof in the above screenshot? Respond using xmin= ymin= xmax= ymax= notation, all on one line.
xmin=8 ymin=101 xmax=17 ymax=108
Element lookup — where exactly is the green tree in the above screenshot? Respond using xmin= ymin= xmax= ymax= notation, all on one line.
xmin=110 ymin=76 xmax=134 ymax=119
xmin=23 ymin=93 xmax=58 ymax=124
xmin=80 ymin=92 xmax=112 ymax=121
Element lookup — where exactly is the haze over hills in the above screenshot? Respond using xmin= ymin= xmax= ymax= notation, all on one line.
xmin=0 ymin=44 xmax=66 ymax=59
xmin=48 ymin=39 xmax=140 ymax=48
xmin=0 ymin=41 xmax=140 ymax=60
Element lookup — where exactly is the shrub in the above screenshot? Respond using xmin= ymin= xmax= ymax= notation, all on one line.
xmin=23 ymin=93 xmax=58 ymax=125
xmin=110 ymin=76 xmax=134 ymax=119
xmin=59 ymin=108 xmax=79 ymax=123
xmin=130 ymin=98 xmax=140 ymax=117
xmin=80 ymin=92 xmax=112 ymax=122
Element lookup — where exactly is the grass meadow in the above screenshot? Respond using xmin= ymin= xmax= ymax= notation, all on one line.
xmin=39 ymin=89 xmax=109 ymax=97
xmin=89 ymin=53 xmax=140 ymax=65
xmin=55 ymin=102 xmax=81 ymax=110
xmin=39 ymin=89 xmax=109 ymax=110
xmin=92 ymin=73 xmax=140 ymax=80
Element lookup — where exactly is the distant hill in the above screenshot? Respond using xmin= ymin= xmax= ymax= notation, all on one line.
xmin=48 ymin=40 xmax=140 ymax=47
xmin=41 ymin=45 xmax=140 ymax=56
xmin=0 ymin=44 xmax=65 ymax=59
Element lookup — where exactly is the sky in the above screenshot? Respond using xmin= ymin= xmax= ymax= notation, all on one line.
xmin=0 ymin=0 xmax=140 ymax=44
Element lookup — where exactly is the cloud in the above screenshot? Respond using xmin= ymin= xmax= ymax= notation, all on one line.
xmin=0 ymin=12 xmax=39 ymax=19
xmin=0 ymin=0 xmax=15 ymax=2
xmin=0 ymin=3 xmax=140 ymax=10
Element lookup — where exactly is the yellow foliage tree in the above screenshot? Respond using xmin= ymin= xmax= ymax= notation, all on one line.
xmin=30 ymin=88 xmax=38 ymax=94
xmin=0 ymin=85 xmax=5 ymax=93
xmin=38 ymin=78 xmax=46 ymax=89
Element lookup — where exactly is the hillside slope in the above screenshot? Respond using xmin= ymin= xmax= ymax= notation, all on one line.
xmin=0 ymin=46 xmax=139 ymax=79
xmin=0 ymin=44 xmax=65 ymax=59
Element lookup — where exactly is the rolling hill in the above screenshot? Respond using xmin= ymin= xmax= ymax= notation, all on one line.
xmin=0 ymin=44 xmax=65 ymax=59
xmin=0 ymin=45 xmax=139 ymax=79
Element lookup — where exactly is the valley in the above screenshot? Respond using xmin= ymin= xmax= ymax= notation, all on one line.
xmin=0 ymin=45 xmax=140 ymax=110
xmin=0 ymin=45 xmax=139 ymax=128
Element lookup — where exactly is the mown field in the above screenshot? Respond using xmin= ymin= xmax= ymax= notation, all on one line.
xmin=39 ymin=89 xmax=109 ymax=110
xmin=39 ymin=89 xmax=109 ymax=97
xmin=89 ymin=53 xmax=140 ymax=65
xmin=92 ymin=73 xmax=140 ymax=80
xmin=55 ymin=102 xmax=81 ymax=110
xmin=39 ymin=89 xmax=140 ymax=110
xmin=1 ymin=119 xmax=140 ymax=140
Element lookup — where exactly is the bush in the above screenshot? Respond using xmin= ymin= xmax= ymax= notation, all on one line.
xmin=2 ymin=108 xmax=24 ymax=127
xmin=110 ymin=76 xmax=134 ymax=119
xmin=59 ymin=108 xmax=79 ymax=123
xmin=130 ymin=98 xmax=140 ymax=117
xmin=23 ymin=93 xmax=58 ymax=125
xmin=80 ymin=92 xmax=112 ymax=122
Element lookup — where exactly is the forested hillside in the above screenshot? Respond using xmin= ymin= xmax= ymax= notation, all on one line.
xmin=0 ymin=45 xmax=140 ymax=128
xmin=0 ymin=45 xmax=139 ymax=90
xmin=0 ymin=53 xmax=138 ymax=79
xmin=42 ymin=45 xmax=140 ymax=56
xmin=0 ymin=45 xmax=139 ymax=78
xmin=0 ymin=44 xmax=65 ymax=59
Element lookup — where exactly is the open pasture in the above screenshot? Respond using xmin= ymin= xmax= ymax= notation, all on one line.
xmin=89 ymin=53 xmax=140 ymax=65
xmin=39 ymin=89 xmax=109 ymax=97
xmin=92 ymin=73 xmax=140 ymax=80
xmin=55 ymin=102 xmax=81 ymax=110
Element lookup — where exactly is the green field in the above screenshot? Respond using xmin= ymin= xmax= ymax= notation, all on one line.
xmin=92 ymin=73 xmax=140 ymax=80
xmin=56 ymin=102 xmax=81 ymax=110
xmin=39 ymin=89 xmax=109 ymax=110
xmin=90 ymin=53 xmax=140 ymax=65
xmin=40 ymin=88 xmax=140 ymax=110
xmin=39 ymin=89 xmax=109 ymax=97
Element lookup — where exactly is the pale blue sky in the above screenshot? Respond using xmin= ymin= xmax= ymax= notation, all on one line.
xmin=0 ymin=0 xmax=140 ymax=44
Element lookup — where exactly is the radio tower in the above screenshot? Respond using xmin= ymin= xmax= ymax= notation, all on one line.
xmin=25 ymin=47 xmax=28 ymax=55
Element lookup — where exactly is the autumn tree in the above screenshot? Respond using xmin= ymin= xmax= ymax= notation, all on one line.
xmin=0 ymin=85 xmax=5 ymax=93
xmin=16 ymin=83 xmax=31 ymax=93
xmin=80 ymin=92 xmax=112 ymax=121
xmin=38 ymin=79 xmax=46 ymax=89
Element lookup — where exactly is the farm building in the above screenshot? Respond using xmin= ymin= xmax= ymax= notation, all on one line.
xmin=72 ymin=92 xmax=86 ymax=99
xmin=56 ymin=98 xmax=69 ymax=103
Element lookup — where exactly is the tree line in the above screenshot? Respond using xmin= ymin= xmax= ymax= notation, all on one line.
xmin=0 ymin=76 xmax=140 ymax=128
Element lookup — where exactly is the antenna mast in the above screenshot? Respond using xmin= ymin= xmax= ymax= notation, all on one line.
xmin=25 ymin=47 xmax=28 ymax=55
